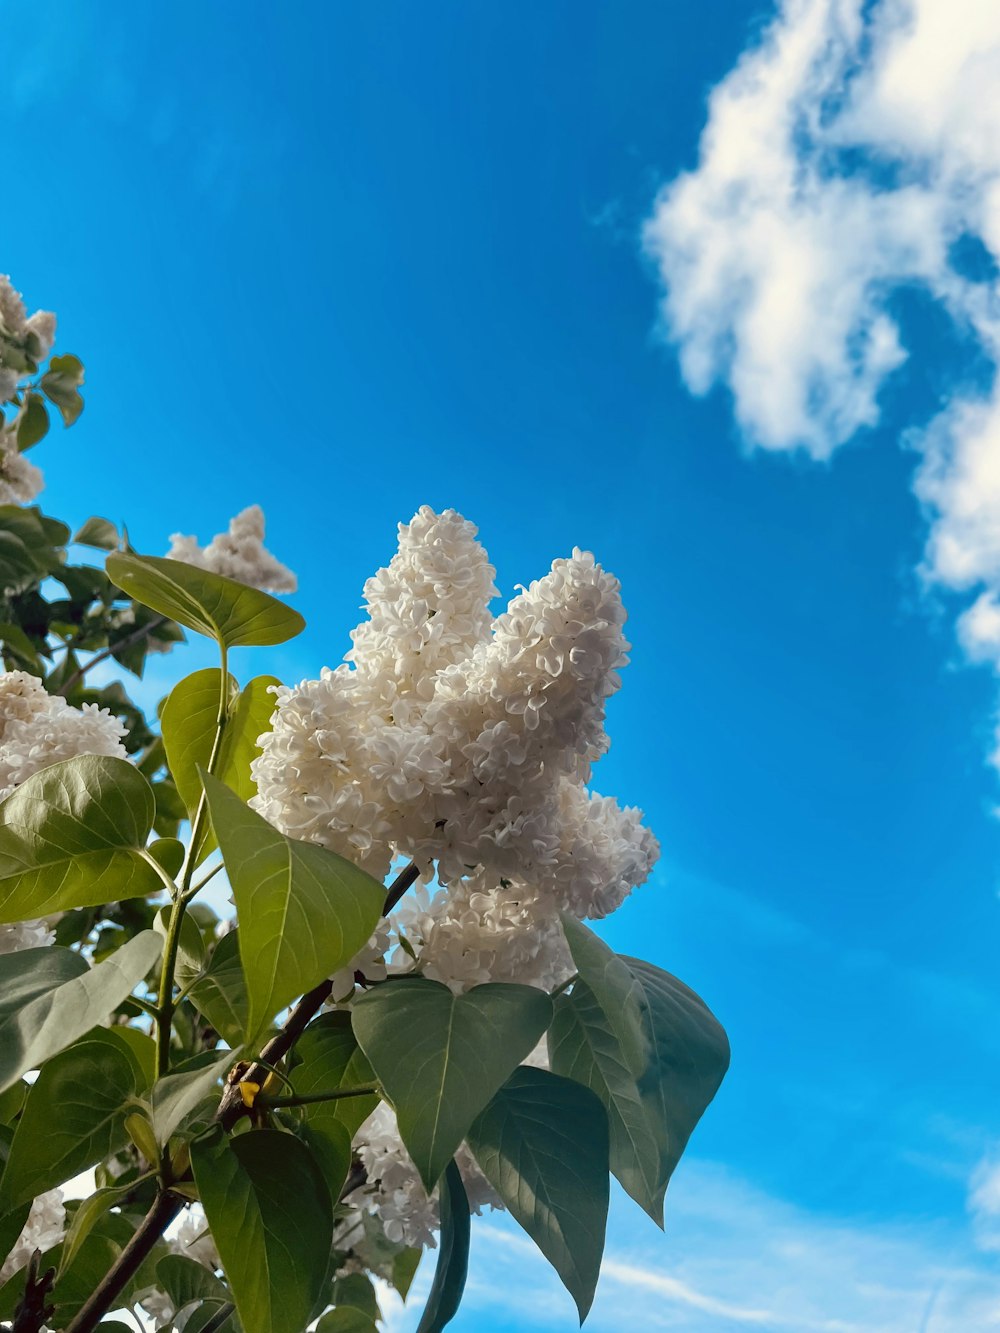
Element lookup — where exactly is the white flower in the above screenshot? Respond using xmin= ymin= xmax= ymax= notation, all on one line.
xmin=170 ymin=1205 xmax=220 ymax=1271
xmin=0 ymin=435 xmax=44 ymax=505
xmin=252 ymin=507 xmax=659 ymax=991
xmin=0 ymin=917 xmax=56 ymax=954
xmin=0 ymin=671 xmax=128 ymax=803
xmin=23 ymin=311 xmax=56 ymax=363
xmin=0 ymin=1189 xmax=66 ymax=1283
xmin=352 ymin=1104 xmax=499 ymax=1248
xmin=0 ymin=275 xmax=28 ymax=340
xmin=167 ymin=505 xmax=297 ymax=593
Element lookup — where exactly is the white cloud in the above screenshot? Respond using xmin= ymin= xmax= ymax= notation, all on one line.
xmin=644 ymin=0 xmax=1000 ymax=708
xmin=392 ymin=1162 xmax=1000 ymax=1331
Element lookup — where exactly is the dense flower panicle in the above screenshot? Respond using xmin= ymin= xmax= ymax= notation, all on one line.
xmin=0 ymin=670 xmax=128 ymax=802
xmin=348 ymin=506 xmax=498 ymax=695
xmin=253 ymin=509 xmax=658 ymax=935
xmin=167 ymin=504 xmax=297 ymax=593
xmin=0 ymin=1189 xmax=66 ymax=1284
xmin=253 ymin=506 xmax=659 ymax=1243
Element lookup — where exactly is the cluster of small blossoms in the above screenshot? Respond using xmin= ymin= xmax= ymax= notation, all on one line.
xmin=0 ymin=275 xmax=56 ymax=504
xmin=350 ymin=1104 xmax=499 ymax=1249
xmin=252 ymin=506 xmax=658 ymax=955
xmin=251 ymin=506 xmax=659 ymax=1243
xmin=0 ymin=1189 xmax=66 ymax=1285
xmin=0 ymin=671 xmax=127 ymax=954
xmin=167 ymin=505 xmax=297 ymax=593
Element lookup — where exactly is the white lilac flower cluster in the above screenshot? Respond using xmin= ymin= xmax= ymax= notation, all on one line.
xmin=0 ymin=1189 xmax=66 ymax=1285
xmin=0 ymin=275 xmax=56 ymax=505
xmin=0 ymin=670 xmax=128 ymax=955
xmin=252 ymin=505 xmax=659 ymax=987
xmin=251 ymin=506 xmax=658 ymax=1247
xmin=167 ymin=505 xmax=297 ymax=593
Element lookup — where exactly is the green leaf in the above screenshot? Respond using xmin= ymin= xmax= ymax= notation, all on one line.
xmin=105 ymin=551 xmax=304 ymax=649
xmin=0 ymin=505 xmax=62 ymax=594
xmin=352 ymin=978 xmax=553 ymax=1190
xmin=549 ymin=917 xmax=730 ymax=1224
xmin=56 ymin=1179 xmax=137 ymax=1279
xmin=113 ymin=1025 xmax=157 ymax=1090
xmin=16 ymin=391 xmax=49 ymax=450
xmin=39 ymin=353 xmax=85 ymax=426
xmin=152 ymin=1046 xmax=240 ymax=1147
xmin=162 ymin=669 xmax=238 ymax=816
xmin=192 ymin=1128 xmax=333 ymax=1333
xmin=0 ymin=931 xmax=162 ymax=1092
xmin=186 ymin=930 xmax=249 ymax=1047
xmin=415 ymin=1161 xmax=470 ymax=1333
xmin=0 ymin=621 xmax=44 ymax=672
xmin=203 ymin=774 xmax=385 ymax=1044
xmin=149 ymin=835 xmax=186 ymax=879
xmin=316 ymin=1312 xmax=377 ymax=1333
xmin=72 ymin=515 xmax=118 ymax=550
xmin=332 ymin=1274 xmax=380 ymax=1320
xmin=155 ymin=904 xmax=206 ymax=979
xmin=291 ymin=1011 xmax=379 ymax=1137
xmin=390 ymin=1246 xmax=422 ymax=1301
xmin=296 ymin=1120 xmax=351 ymax=1202
xmin=156 ymin=1252 xmax=230 ymax=1306
xmin=0 ymin=1031 xmax=136 ymax=1208
xmin=0 ymin=755 xmax=159 ymax=923
xmin=467 ymin=1067 xmax=609 ymax=1319
xmin=161 ymin=669 xmax=279 ymax=859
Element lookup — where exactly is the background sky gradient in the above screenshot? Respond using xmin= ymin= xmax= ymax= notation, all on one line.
xmin=3 ymin=3 xmax=1000 ymax=1328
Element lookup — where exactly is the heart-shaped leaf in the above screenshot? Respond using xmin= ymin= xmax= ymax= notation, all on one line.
xmin=202 ymin=774 xmax=385 ymax=1044
xmin=0 ymin=755 xmax=159 ymax=923
xmin=40 ymin=353 xmax=85 ymax=426
xmin=0 ymin=931 xmax=163 ymax=1092
xmin=415 ymin=1161 xmax=469 ymax=1333
xmin=106 ymin=552 xmax=304 ymax=648
xmin=352 ymin=978 xmax=553 ymax=1190
xmin=550 ymin=916 xmax=729 ymax=1224
xmin=467 ymin=1066 xmax=609 ymax=1320
xmin=192 ymin=1128 xmax=333 ymax=1333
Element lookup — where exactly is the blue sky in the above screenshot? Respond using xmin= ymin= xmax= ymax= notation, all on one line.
xmin=5 ymin=1 xmax=1000 ymax=1328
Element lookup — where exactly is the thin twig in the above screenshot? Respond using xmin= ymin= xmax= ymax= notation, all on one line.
xmin=57 ymin=615 xmax=169 ymax=696
xmin=259 ymin=1084 xmax=378 ymax=1110
xmin=63 ymin=1191 xmax=183 ymax=1333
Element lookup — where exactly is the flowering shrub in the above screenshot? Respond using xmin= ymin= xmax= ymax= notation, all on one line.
xmin=0 ymin=272 xmax=729 ymax=1333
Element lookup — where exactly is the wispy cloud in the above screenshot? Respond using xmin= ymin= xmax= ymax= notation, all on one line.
xmin=643 ymin=0 xmax=1000 ymax=758
xmin=391 ymin=1162 xmax=1000 ymax=1331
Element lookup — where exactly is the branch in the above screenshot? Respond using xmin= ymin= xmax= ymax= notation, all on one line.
xmin=63 ymin=1190 xmax=183 ymax=1333
xmin=9 ymin=1251 xmax=54 ymax=1333
xmin=216 ymin=860 xmax=422 ymax=1130
xmin=259 ymin=1084 xmax=378 ymax=1110
xmin=57 ymin=614 xmax=169 ymax=697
